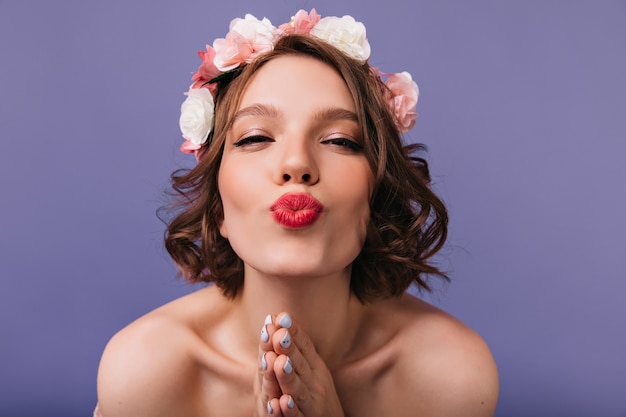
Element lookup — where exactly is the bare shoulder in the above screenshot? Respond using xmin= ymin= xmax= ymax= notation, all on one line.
xmin=96 ymin=287 xmax=228 ymax=417
xmin=382 ymin=294 xmax=499 ymax=417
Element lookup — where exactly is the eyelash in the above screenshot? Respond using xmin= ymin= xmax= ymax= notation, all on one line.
xmin=322 ymin=138 xmax=363 ymax=152
xmin=233 ymin=135 xmax=272 ymax=147
xmin=233 ymin=135 xmax=363 ymax=152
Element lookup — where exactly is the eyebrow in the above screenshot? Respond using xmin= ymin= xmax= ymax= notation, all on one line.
xmin=313 ymin=107 xmax=359 ymax=123
xmin=231 ymin=103 xmax=358 ymax=125
xmin=231 ymin=103 xmax=281 ymax=125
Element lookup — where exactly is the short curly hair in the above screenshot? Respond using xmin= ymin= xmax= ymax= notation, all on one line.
xmin=164 ymin=34 xmax=448 ymax=302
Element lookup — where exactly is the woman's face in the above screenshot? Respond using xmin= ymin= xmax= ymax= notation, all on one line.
xmin=218 ymin=55 xmax=374 ymax=279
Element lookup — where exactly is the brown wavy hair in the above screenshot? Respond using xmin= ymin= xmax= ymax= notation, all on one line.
xmin=164 ymin=35 xmax=448 ymax=302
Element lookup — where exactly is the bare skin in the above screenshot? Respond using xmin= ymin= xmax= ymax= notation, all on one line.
xmin=97 ymin=284 xmax=498 ymax=417
xmin=96 ymin=56 xmax=499 ymax=416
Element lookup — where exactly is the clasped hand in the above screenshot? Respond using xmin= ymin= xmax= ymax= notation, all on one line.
xmin=254 ymin=313 xmax=345 ymax=417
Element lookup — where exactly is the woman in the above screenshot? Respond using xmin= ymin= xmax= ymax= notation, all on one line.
xmin=96 ymin=9 xmax=498 ymax=417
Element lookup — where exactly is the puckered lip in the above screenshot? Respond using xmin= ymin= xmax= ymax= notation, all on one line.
xmin=270 ymin=192 xmax=323 ymax=228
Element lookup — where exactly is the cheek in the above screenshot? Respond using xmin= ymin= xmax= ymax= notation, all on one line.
xmin=217 ymin=157 xmax=257 ymax=240
xmin=356 ymin=198 xmax=372 ymax=245
xmin=218 ymin=219 xmax=228 ymax=239
xmin=356 ymin=173 xmax=375 ymax=244
xmin=336 ymin=177 xmax=372 ymax=240
xmin=216 ymin=166 xmax=231 ymax=239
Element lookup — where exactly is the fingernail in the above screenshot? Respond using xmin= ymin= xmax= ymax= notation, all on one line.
xmin=278 ymin=313 xmax=292 ymax=329
xmin=261 ymin=353 xmax=267 ymax=370
xmin=260 ymin=325 xmax=269 ymax=343
xmin=280 ymin=331 xmax=291 ymax=349
xmin=267 ymin=400 xmax=273 ymax=414
xmin=264 ymin=314 xmax=272 ymax=325
xmin=283 ymin=357 xmax=293 ymax=374
xmin=287 ymin=395 xmax=295 ymax=409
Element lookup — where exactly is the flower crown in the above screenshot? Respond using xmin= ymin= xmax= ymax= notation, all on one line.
xmin=179 ymin=9 xmax=419 ymax=158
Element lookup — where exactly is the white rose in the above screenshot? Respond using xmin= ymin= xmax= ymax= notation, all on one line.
xmin=230 ymin=14 xmax=277 ymax=58
xmin=179 ymin=87 xmax=214 ymax=146
xmin=310 ymin=15 xmax=371 ymax=62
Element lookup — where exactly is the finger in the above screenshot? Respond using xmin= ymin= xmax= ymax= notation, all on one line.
xmin=274 ymin=311 xmax=293 ymax=330
xmin=258 ymin=315 xmax=282 ymax=403
xmin=273 ymin=354 xmax=311 ymax=409
xmin=271 ymin=318 xmax=317 ymax=388
xmin=274 ymin=352 xmax=342 ymax=417
xmin=271 ymin=315 xmax=343 ymax=417
xmin=259 ymin=314 xmax=279 ymax=373
xmin=279 ymin=394 xmax=301 ymax=417
xmin=267 ymin=397 xmax=284 ymax=416
xmin=273 ymin=313 xmax=319 ymax=367
xmin=260 ymin=352 xmax=283 ymax=407
xmin=260 ymin=314 xmax=276 ymax=348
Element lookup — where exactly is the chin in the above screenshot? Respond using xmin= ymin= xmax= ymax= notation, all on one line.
xmin=259 ymin=262 xmax=335 ymax=279
xmin=235 ymin=241 xmax=361 ymax=280
xmin=247 ymin=255 xmax=352 ymax=280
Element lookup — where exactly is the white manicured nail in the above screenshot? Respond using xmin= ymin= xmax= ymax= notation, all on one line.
xmin=283 ymin=357 xmax=293 ymax=374
xmin=280 ymin=331 xmax=291 ymax=349
xmin=278 ymin=313 xmax=292 ymax=329
xmin=261 ymin=325 xmax=269 ymax=343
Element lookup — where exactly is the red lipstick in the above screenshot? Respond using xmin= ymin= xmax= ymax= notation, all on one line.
xmin=270 ymin=192 xmax=323 ymax=228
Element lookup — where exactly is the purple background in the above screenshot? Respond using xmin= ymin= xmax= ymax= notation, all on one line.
xmin=1 ymin=1 xmax=625 ymax=416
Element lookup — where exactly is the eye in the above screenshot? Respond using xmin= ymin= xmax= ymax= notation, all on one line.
xmin=233 ymin=135 xmax=273 ymax=147
xmin=322 ymin=138 xmax=363 ymax=152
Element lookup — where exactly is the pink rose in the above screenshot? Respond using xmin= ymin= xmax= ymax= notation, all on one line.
xmin=278 ymin=9 xmax=321 ymax=35
xmin=191 ymin=45 xmax=220 ymax=94
xmin=180 ymin=140 xmax=204 ymax=161
xmin=180 ymin=139 xmax=201 ymax=153
xmin=385 ymin=72 xmax=419 ymax=133
xmin=213 ymin=14 xmax=276 ymax=71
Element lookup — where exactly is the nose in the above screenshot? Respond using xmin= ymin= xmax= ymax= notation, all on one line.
xmin=276 ymin=139 xmax=319 ymax=185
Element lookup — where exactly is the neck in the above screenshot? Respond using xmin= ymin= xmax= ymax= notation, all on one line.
xmin=232 ymin=265 xmax=364 ymax=369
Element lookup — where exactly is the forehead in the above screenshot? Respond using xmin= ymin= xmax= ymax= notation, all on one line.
xmin=238 ymin=55 xmax=355 ymax=112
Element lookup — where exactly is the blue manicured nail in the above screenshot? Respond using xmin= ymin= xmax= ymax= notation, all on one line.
xmin=264 ymin=314 xmax=272 ymax=325
xmin=283 ymin=357 xmax=293 ymax=374
xmin=267 ymin=401 xmax=273 ymax=414
xmin=261 ymin=353 xmax=267 ymax=370
xmin=287 ymin=395 xmax=295 ymax=409
xmin=278 ymin=313 xmax=292 ymax=329
xmin=280 ymin=331 xmax=291 ymax=349
xmin=261 ymin=325 xmax=269 ymax=343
